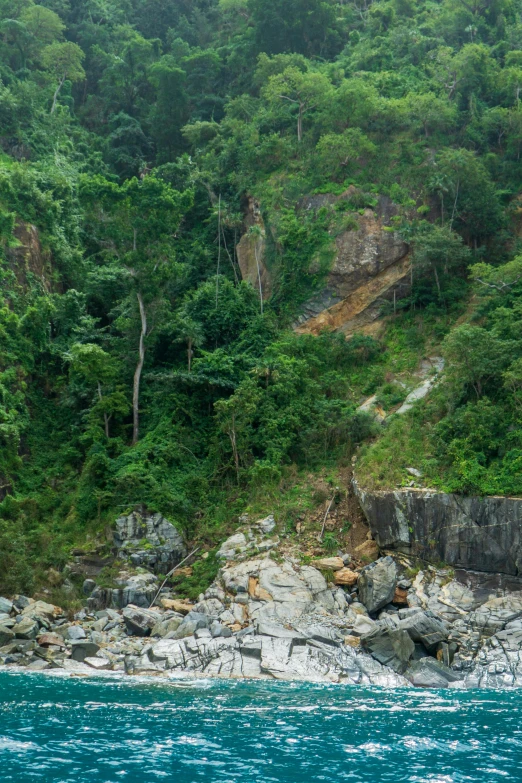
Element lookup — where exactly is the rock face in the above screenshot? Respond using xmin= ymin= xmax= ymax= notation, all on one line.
xmin=113 ymin=509 xmax=186 ymax=573
xmin=358 ymin=556 xmax=397 ymax=614
xmin=88 ymin=572 xmax=159 ymax=611
xmin=235 ymin=197 xmax=272 ymax=300
xmin=236 ymin=190 xmax=410 ymax=336
xmin=5 ymin=518 xmax=522 ymax=688
xmin=294 ymin=192 xmax=409 ymax=335
xmin=354 ymin=482 xmax=522 ymax=576
xmin=6 ymin=222 xmax=51 ymax=292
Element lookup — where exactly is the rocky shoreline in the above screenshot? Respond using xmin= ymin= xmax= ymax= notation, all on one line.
xmin=2 ymin=514 xmax=522 ymax=688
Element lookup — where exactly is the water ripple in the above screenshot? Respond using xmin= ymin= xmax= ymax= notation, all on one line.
xmin=1 ymin=672 xmax=522 ymax=782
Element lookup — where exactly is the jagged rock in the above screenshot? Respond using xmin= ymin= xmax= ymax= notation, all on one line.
xmin=407 ymin=658 xmax=463 ymax=688
xmin=256 ymin=515 xmax=276 ymax=534
xmin=256 ymin=621 xmax=305 ymax=641
xmin=67 ymin=625 xmax=87 ymax=641
xmin=217 ymin=533 xmax=248 ymax=560
xmin=361 ymin=626 xmax=415 ymax=673
xmin=354 ymin=539 xmax=380 ymax=562
xmin=83 ymin=579 xmax=96 ymax=596
xmin=392 ymin=587 xmax=409 ymax=605
xmin=358 ymin=556 xmax=397 ymax=614
xmin=400 ymin=610 xmax=449 ymax=651
xmin=291 ymin=193 xmax=410 ymax=335
xmin=84 ymin=656 xmax=111 ymax=670
xmin=313 ymin=557 xmax=345 ymax=571
xmin=172 ymin=611 xmax=209 ymax=639
xmin=14 ymin=617 xmax=38 ymax=639
xmin=0 ymin=598 xmax=13 ymax=615
xmin=260 ymin=637 xmax=293 ymax=678
xmin=27 ymin=658 xmax=50 ymax=671
xmin=334 ymin=568 xmax=358 ymax=586
xmin=351 ymin=615 xmax=377 ymax=636
xmin=210 ymin=621 xmax=232 ymax=638
xmin=0 ymin=626 xmax=14 ymax=646
xmin=193 ymin=598 xmax=224 ymax=617
xmin=37 ymin=633 xmax=66 ymax=648
xmin=160 ymin=598 xmax=193 ymax=614
xmin=354 ymin=483 xmax=522 ymax=575
xmin=71 ymin=640 xmax=100 ymax=662
xmin=467 ymin=597 xmax=522 ymax=636
xmin=122 ymin=606 xmax=162 ymax=636
xmin=114 ymin=509 xmax=187 ymax=573
xmin=22 ymin=600 xmax=61 ymax=621
xmin=88 ymin=572 xmax=158 ymax=610
xmin=12 ymin=596 xmax=32 ymax=611
xmin=151 ymin=617 xmax=183 ymax=637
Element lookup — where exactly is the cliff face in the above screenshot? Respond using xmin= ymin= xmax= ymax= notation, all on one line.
xmin=295 ymin=192 xmax=409 ymax=335
xmin=6 ymin=222 xmax=51 ymax=291
xmin=354 ymin=482 xmax=522 ymax=576
xmin=235 ymin=197 xmax=272 ymax=301
xmin=236 ymin=190 xmax=410 ymax=334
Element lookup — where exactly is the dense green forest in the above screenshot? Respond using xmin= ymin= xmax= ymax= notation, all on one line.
xmin=1 ymin=0 xmax=522 ymax=594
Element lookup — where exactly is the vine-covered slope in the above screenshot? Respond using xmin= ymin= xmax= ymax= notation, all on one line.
xmin=1 ymin=0 xmax=522 ymax=594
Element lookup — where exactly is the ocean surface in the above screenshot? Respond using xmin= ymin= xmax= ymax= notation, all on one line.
xmin=0 ymin=671 xmax=521 ymax=782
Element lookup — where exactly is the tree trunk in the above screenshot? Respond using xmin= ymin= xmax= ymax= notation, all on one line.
xmin=97 ymin=381 xmax=110 ymax=438
xmin=132 ymin=292 xmax=147 ymax=446
xmin=297 ymin=103 xmax=303 ymax=142
xmin=254 ymin=238 xmax=264 ymax=314
xmin=228 ymin=414 xmax=240 ymax=484
xmin=433 ymin=265 xmax=442 ymax=298
xmin=187 ymin=337 xmax=193 ymax=373
xmin=51 ymin=74 xmax=66 ymax=114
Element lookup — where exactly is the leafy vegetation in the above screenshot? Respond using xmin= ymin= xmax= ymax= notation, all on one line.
xmin=1 ymin=0 xmax=522 ymax=593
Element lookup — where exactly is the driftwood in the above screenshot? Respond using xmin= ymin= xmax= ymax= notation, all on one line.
xmin=148 ymin=547 xmax=200 ymax=608
xmin=318 ymin=495 xmax=335 ymax=542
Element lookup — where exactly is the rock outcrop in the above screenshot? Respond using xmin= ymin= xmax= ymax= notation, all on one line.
xmin=6 ymin=222 xmax=52 ymax=292
xmin=354 ymin=482 xmax=522 ymax=576
xmin=235 ymin=197 xmax=272 ymax=300
xmin=113 ymin=509 xmax=187 ymax=574
xmin=4 ymin=517 xmax=522 ymax=687
xmin=294 ymin=192 xmax=409 ymax=335
xmin=236 ymin=190 xmax=410 ymax=336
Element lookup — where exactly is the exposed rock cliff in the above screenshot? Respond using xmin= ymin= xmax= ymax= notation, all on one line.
xmin=236 ymin=190 xmax=410 ymax=334
xmin=353 ymin=481 xmax=522 ymax=576
xmin=6 ymin=222 xmax=51 ymax=291
xmin=235 ymin=197 xmax=272 ymax=301
xmin=5 ymin=515 xmax=522 ymax=688
xmin=294 ymin=191 xmax=409 ymax=334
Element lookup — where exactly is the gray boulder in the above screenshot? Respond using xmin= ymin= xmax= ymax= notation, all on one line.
xmin=406 ymin=658 xmax=463 ymax=688
xmin=71 ymin=640 xmax=100 ymax=662
xmin=114 ymin=509 xmax=187 ymax=574
xmin=14 ymin=617 xmax=38 ymax=640
xmin=256 ymin=515 xmax=276 ymax=534
xmin=361 ymin=626 xmax=415 ymax=673
xmin=399 ymin=610 xmax=449 ymax=652
xmin=0 ymin=598 xmax=13 ymax=615
xmin=172 ymin=612 xmax=209 ymax=639
xmin=358 ymin=556 xmax=397 ymax=614
xmin=0 ymin=626 xmax=14 ymax=646
xmin=122 ymin=606 xmax=162 ymax=637
xmin=217 ymin=533 xmax=248 ymax=561
xmin=210 ymin=621 xmax=232 ymax=638
xmin=83 ymin=579 xmax=96 ymax=596
xmin=67 ymin=625 xmax=87 ymax=641
xmin=88 ymin=572 xmax=158 ymax=610
xmin=12 ymin=596 xmax=31 ymax=611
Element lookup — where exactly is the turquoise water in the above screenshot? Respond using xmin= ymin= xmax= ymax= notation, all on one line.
xmin=1 ymin=672 xmax=522 ymax=782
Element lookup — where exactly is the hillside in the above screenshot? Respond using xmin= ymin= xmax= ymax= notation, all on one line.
xmin=1 ymin=0 xmax=522 ymax=597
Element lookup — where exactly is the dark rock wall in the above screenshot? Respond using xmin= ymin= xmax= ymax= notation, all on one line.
xmin=354 ymin=482 xmax=522 ymax=576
